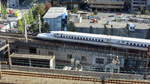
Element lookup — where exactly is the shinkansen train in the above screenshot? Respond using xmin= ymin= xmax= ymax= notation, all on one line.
xmin=36 ymin=31 xmax=150 ymax=50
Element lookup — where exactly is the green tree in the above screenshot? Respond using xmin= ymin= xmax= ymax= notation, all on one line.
xmin=29 ymin=23 xmax=39 ymax=33
xmin=35 ymin=4 xmax=46 ymax=16
xmin=18 ymin=19 xmax=25 ymax=33
xmin=1 ymin=4 xmax=7 ymax=19
xmin=42 ymin=22 xmax=49 ymax=32
xmin=28 ymin=9 xmax=35 ymax=24
xmin=67 ymin=21 xmax=76 ymax=32
xmin=72 ymin=7 xmax=78 ymax=13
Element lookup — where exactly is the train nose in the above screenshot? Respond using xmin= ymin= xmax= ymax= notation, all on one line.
xmin=37 ymin=33 xmax=48 ymax=38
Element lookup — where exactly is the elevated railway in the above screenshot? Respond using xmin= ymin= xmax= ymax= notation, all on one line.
xmin=1 ymin=32 xmax=150 ymax=77
xmin=0 ymin=32 xmax=149 ymax=51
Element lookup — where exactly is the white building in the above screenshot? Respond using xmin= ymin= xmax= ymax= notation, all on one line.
xmin=43 ymin=7 xmax=68 ymax=31
xmin=0 ymin=24 xmax=10 ymax=32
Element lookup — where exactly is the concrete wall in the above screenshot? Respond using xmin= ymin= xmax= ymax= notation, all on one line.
xmin=13 ymin=40 xmax=148 ymax=73
xmin=44 ymin=17 xmax=62 ymax=31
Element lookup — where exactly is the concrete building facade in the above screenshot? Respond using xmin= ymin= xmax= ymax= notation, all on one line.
xmin=147 ymin=0 xmax=150 ymax=10
xmin=43 ymin=7 xmax=68 ymax=31
xmin=130 ymin=0 xmax=147 ymax=12
xmin=60 ymin=0 xmax=83 ymax=9
xmin=88 ymin=0 xmax=125 ymax=11
xmin=11 ymin=39 xmax=150 ymax=74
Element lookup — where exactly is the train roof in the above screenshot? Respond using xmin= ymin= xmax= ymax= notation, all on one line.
xmin=50 ymin=31 xmax=150 ymax=43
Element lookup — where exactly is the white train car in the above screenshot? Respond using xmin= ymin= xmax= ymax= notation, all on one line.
xmin=37 ymin=31 xmax=150 ymax=51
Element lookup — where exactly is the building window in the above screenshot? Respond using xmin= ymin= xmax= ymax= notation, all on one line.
xmin=106 ymin=68 xmax=110 ymax=72
xmin=48 ymin=51 xmax=54 ymax=56
xmin=81 ymin=56 xmax=87 ymax=61
xmin=114 ymin=69 xmax=118 ymax=73
xmin=95 ymin=58 xmax=104 ymax=64
xmin=29 ymin=47 xmax=36 ymax=54
xmin=67 ymin=54 xmax=72 ymax=59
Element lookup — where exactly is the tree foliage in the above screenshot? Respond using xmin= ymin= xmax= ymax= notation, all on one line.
xmin=67 ymin=21 xmax=76 ymax=32
xmin=18 ymin=19 xmax=25 ymax=33
xmin=34 ymin=4 xmax=46 ymax=16
xmin=41 ymin=22 xmax=49 ymax=32
xmin=72 ymin=8 xmax=78 ymax=13
xmin=1 ymin=3 xmax=7 ymax=19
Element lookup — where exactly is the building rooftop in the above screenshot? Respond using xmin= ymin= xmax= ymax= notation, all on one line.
xmin=10 ymin=53 xmax=55 ymax=60
xmin=43 ymin=7 xmax=67 ymax=18
xmin=74 ymin=12 xmax=150 ymax=39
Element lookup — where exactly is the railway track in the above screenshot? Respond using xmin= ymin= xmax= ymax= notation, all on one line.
xmin=1 ymin=70 xmax=150 ymax=84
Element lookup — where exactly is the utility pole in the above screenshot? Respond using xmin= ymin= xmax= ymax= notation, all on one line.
xmin=38 ymin=14 xmax=42 ymax=33
xmin=0 ymin=0 xmax=1 ymax=13
xmin=24 ymin=17 xmax=28 ymax=43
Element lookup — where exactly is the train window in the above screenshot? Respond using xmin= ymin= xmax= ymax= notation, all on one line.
xmin=83 ymin=37 xmax=85 ymax=40
xmin=126 ymin=42 xmax=129 ymax=45
xmin=74 ymin=36 xmax=77 ymax=39
xmin=64 ymin=35 xmax=66 ymax=38
xmin=89 ymin=38 xmax=91 ymax=41
xmin=92 ymin=38 xmax=94 ymax=41
xmin=77 ymin=36 xmax=79 ymax=40
xmin=86 ymin=37 xmax=88 ymax=40
xmin=85 ymin=37 xmax=88 ymax=40
xmin=91 ymin=38 xmax=94 ymax=41
xmin=141 ymin=44 xmax=144 ymax=47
